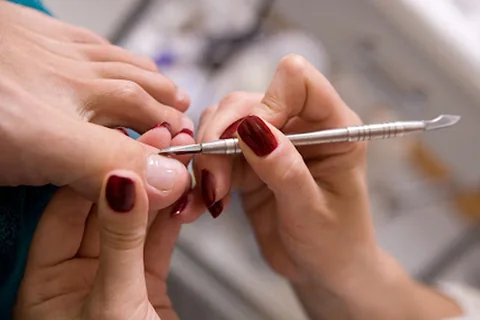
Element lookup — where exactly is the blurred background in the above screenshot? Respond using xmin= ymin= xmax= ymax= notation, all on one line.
xmin=43 ymin=0 xmax=480 ymax=318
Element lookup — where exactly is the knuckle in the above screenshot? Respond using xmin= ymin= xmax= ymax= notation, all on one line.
xmin=275 ymin=155 xmax=305 ymax=189
xmin=278 ymin=54 xmax=309 ymax=77
xmin=101 ymin=223 xmax=145 ymax=251
xmin=115 ymin=80 xmax=145 ymax=103
xmin=261 ymin=91 xmax=284 ymax=115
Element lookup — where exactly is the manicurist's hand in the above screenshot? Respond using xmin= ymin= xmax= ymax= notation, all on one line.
xmin=186 ymin=55 xmax=462 ymax=319
xmin=14 ymin=130 xmax=188 ymax=320
xmin=0 ymin=1 xmax=192 ymax=208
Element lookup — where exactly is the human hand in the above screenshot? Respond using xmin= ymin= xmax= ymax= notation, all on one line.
xmin=0 ymin=1 xmax=191 ymax=207
xmin=187 ymin=54 xmax=373 ymax=285
xmin=14 ymin=129 xmax=187 ymax=320
xmin=185 ymin=55 xmax=461 ymax=319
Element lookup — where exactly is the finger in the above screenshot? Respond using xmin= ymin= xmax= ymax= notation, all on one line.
xmin=144 ymin=208 xmax=182 ymax=314
xmin=252 ymin=54 xmax=362 ymax=157
xmin=236 ymin=115 xmax=327 ymax=220
xmin=77 ymin=124 xmax=180 ymax=258
xmin=95 ymin=170 xmax=148 ymax=293
xmin=85 ymin=79 xmax=187 ymax=134
xmin=82 ymin=44 xmax=159 ymax=72
xmin=95 ymin=62 xmax=190 ymax=110
xmin=28 ymin=187 xmax=92 ymax=267
xmin=193 ymin=93 xmax=262 ymax=218
xmin=144 ymin=208 xmax=181 ymax=280
xmin=77 ymin=206 xmax=100 ymax=258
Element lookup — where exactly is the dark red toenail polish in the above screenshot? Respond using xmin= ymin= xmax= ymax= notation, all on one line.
xmin=237 ymin=115 xmax=278 ymax=156
xmin=220 ymin=117 xmax=245 ymax=139
xmin=171 ymin=193 xmax=189 ymax=216
xmin=115 ymin=127 xmax=129 ymax=136
xmin=201 ymin=169 xmax=216 ymax=208
xmin=106 ymin=175 xmax=135 ymax=213
xmin=154 ymin=122 xmax=173 ymax=135
xmin=175 ymin=128 xmax=194 ymax=138
xmin=208 ymin=200 xmax=223 ymax=218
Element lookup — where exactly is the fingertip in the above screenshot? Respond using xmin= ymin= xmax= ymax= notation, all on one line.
xmin=175 ymin=88 xmax=191 ymax=111
xmin=172 ymin=188 xmax=206 ymax=223
xmin=102 ymin=169 xmax=148 ymax=216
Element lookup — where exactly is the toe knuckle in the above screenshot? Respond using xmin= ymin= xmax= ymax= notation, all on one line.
xmin=116 ymin=80 xmax=145 ymax=103
xmin=278 ymin=54 xmax=308 ymax=77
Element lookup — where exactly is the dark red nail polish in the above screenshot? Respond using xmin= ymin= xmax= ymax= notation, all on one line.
xmin=237 ymin=115 xmax=278 ymax=157
xmin=201 ymin=169 xmax=216 ymax=208
xmin=154 ymin=122 xmax=173 ymax=135
xmin=175 ymin=128 xmax=194 ymax=138
xmin=208 ymin=200 xmax=223 ymax=218
xmin=106 ymin=175 xmax=135 ymax=213
xmin=115 ymin=127 xmax=129 ymax=136
xmin=171 ymin=193 xmax=189 ymax=216
xmin=220 ymin=117 xmax=245 ymax=139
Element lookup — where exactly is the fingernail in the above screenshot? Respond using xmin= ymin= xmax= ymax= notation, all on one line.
xmin=115 ymin=127 xmax=130 ymax=136
xmin=220 ymin=117 xmax=245 ymax=139
xmin=201 ymin=169 xmax=216 ymax=207
xmin=146 ymin=155 xmax=184 ymax=192
xmin=175 ymin=128 xmax=194 ymax=138
xmin=106 ymin=175 xmax=135 ymax=213
xmin=176 ymin=87 xmax=190 ymax=103
xmin=153 ymin=122 xmax=173 ymax=135
xmin=208 ymin=200 xmax=223 ymax=219
xmin=200 ymin=170 xmax=224 ymax=218
xmin=237 ymin=115 xmax=278 ymax=157
xmin=171 ymin=192 xmax=189 ymax=216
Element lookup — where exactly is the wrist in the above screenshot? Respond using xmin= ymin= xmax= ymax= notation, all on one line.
xmin=293 ymin=248 xmax=462 ymax=320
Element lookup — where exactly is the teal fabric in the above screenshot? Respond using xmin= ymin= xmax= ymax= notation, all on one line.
xmin=8 ymin=0 xmax=51 ymax=15
xmin=0 ymin=3 xmax=54 ymax=320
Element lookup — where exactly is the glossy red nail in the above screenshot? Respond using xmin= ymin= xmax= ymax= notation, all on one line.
xmin=175 ymin=128 xmax=194 ymax=138
xmin=201 ymin=169 xmax=216 ymax=208
xmin=208 ymin=201 xmax=223 ymax=218
xmin=154 ymin=122 xmax=173 ymax=135
xmin=237 ymin=115 xmax=278 ymax=156
xmin=115 ymin=127 xmax=129 ymax=136
xmin=171 ymin=193 xmax=189 ymax=216
xmin=106 ymin=175 xmax=135 ymax=213
xmin=220 ymin=117 xmax=245 ymax=139
xmin=200 ymin=170 xmax=224 ymax=218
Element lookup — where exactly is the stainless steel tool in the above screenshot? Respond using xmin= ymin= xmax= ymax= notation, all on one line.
xmin=158 ymin=114 xmax=461 ymax=156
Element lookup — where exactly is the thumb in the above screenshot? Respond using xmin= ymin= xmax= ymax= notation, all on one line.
xmin=95 ymin=170 xmax=148 ymax=296
xmin=237 ymin=115 xmax=326 ymax=218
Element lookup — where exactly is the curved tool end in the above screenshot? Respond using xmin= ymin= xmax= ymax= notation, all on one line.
xmin=424 ymin=114 xmax=461 ymax=131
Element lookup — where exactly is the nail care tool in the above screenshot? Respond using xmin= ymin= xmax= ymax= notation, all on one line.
xmin=158 ymin=114 xmax=460 ymax=156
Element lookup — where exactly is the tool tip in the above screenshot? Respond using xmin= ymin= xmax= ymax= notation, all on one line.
xmin=425 ymin=114 xmax=461 ymax=131
xmin=157 ymin=144 xmax=202 ymax=155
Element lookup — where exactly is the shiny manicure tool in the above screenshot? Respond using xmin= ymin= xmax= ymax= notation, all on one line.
xmin=158 ymin=114 xmax=460 ymax=156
